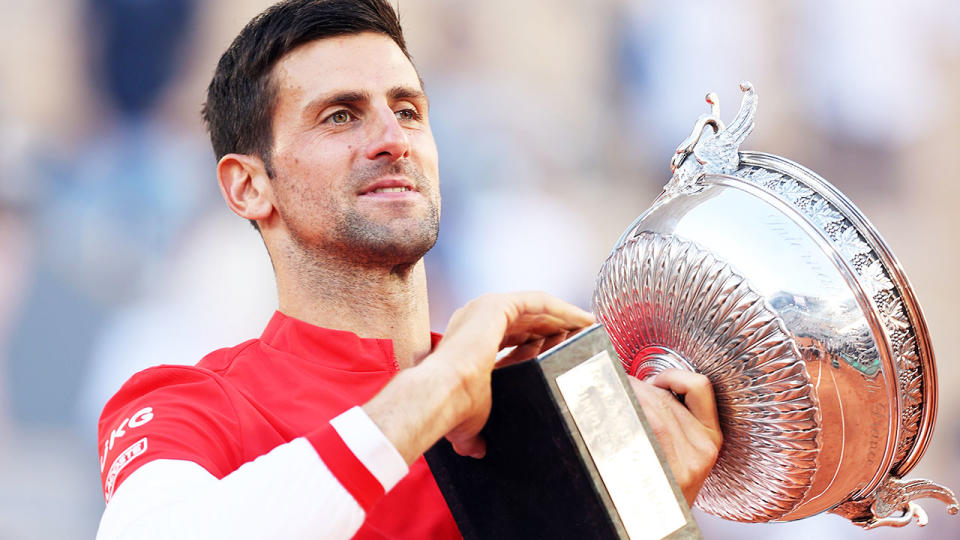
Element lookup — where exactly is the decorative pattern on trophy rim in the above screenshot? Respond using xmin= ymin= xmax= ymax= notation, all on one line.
xmin=593 ymin=232 xmax=822 ymax=522
xmin=733 ymin=162 xmax=923 ymax=469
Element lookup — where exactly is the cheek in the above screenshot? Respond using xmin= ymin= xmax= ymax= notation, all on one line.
xmin=272 ymin=160 xmax=335 ymax=218
xmin=275 ymin=145 xmax=344 ymax=191
xmin=413 ymin=134 xmax=440 ymax=177
xmin=279 ymin=130 xmax=355 ymax=170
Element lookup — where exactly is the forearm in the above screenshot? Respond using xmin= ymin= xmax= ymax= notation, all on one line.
xmin=364 ymin=292 xmax=596 ymax=464
xmin=362 ymin=348 xmax=469 ymax=465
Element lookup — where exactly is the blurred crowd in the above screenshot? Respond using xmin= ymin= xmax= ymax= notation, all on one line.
xmin=1 ymin=1 xmax=959 ymax=538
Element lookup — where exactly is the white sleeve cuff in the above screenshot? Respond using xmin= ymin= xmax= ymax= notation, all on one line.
xmin=97 ymin=439 xmax=367 ymax=540
xmin=330 ymin=406 xmax=409 ymax=492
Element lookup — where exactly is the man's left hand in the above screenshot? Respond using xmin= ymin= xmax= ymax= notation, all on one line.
xmin=627 ymin=369 xmax=723 ymax=507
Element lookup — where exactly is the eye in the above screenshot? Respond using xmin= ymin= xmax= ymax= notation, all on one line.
xmin=326 ymin=110 xmax=353 ymax=125
xmin=396 ymin=108 xmax=421 ymax=121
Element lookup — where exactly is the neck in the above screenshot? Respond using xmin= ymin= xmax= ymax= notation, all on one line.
xmin=273 ymin=243 xmax=432 ymax=369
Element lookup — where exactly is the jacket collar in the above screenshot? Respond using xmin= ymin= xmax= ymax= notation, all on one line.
xmin=259 ymin=311 xmax=441 ymax=372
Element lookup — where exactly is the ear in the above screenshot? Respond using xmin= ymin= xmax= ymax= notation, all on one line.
xmin=217 ymin=153 xmax=274 ymax=225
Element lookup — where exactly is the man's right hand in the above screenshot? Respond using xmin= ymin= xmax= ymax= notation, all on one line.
xmin=363 ymin=292 xmax=593 ymax=465
xmin=430 ymin=292 xmax=595 ymax=458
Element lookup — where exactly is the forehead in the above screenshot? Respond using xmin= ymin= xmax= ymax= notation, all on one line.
xmin=272 ymin=32 xmax=421 ymax=108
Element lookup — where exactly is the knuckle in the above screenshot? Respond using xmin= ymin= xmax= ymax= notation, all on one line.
xmin=470 ymin=293 xmax=494 ymax=307
xmin=467 ymin=294 xmax=507 ymax=318
xmin=692 ymin=373 xmax=713 ymax=392
xmin=704 ymin=438 xmax=720 ymax=465
xmin=650 ymin=385 xmax=674 ymax=405
xmin=696 ymin=436 xmax=721 ymax=464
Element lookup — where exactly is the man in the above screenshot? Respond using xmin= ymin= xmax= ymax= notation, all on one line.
xmin=95 ymin=1 xmax=722 ymax=538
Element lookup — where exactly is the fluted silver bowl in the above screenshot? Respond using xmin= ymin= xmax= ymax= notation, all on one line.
xmin=592 ymin=83 xmax=958 ymax=529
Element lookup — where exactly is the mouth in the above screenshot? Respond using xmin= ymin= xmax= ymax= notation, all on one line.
xmin=369 ymin=186 xmax=412 ymax=194
xmin=359 ymin=178 xmax=418 ymax=196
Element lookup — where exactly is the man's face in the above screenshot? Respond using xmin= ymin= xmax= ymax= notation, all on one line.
xmin=267 ymin=32 xmax=440 ymax=267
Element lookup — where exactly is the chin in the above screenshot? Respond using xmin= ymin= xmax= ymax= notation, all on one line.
xmin=338 ymin=211 xmax=439 ymax=265
xmin=362 ymin=235 xmax=438 ymax=267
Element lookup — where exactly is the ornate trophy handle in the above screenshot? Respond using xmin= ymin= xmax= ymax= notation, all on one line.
xmin=666 ymin=81 xmax=757 ymax=191
xmin=669 ymin=92 xmax=724 ymax=173
xmin=614 ymin=82 xmax=759 ymax=251
xmin=830 ymin=476 xmax=959 ymax=529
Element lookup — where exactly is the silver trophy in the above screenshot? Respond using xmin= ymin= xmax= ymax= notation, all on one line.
xmin=593 ymin=83 xmax=959 ymax=529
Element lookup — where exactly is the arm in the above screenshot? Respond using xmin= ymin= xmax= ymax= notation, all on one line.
xmin=365 ymin=291 xmax=594 ymax=463
xmin=98 ymin=292 xmax=594 ymax=540
xmin=97 ymin=405 xmax=407 ymax=540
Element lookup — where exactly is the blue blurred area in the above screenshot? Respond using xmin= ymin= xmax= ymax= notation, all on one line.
xmin=6 ymin=0 xmax=211 ymax=428
xmin=87 ymin=0 xmax=197 ymax=116
xmin=0 ymin=1 xmax=958 ymax=538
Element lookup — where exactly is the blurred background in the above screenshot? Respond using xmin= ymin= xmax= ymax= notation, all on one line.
xmin=1 ymin=0 xmax=958 ymax=538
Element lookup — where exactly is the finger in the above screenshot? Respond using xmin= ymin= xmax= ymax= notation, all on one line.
xmin=448 ymin=433 xmax=486 ymax=459
xmin=655 ymin=383 xmax=720 ymax=451
xmin=499 ymin=332 xmax=533 ymax=349
xmin=650 ymin=369 xmax=720 ymax=432
xmin=500 ymin=329 xmax=572 ymax=364
xmin=496 ymin=338 xmax=545 ymax=367
xmin=566 ymin=325 xmax=592 ymax=339
xmin=646 ymin=380 xmax=723 ymax=463
xmin=647 ymin=372 xmax=723 ymax=456
xmin=539 ymin=330 xmax=569 ymax=353
xmin=503 ymin=292 xmax=595 ymax=329
xmin=630 ymin=378 xmax=713 ymax=501
xmin=501 ymin=314 xmax=585 ymax=344
xmin=628 ymin=377 xmax=688 ymax=452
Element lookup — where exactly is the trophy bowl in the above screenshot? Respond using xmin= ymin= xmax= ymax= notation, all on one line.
xmin=592 ymin=83 xmax=958 ymax=529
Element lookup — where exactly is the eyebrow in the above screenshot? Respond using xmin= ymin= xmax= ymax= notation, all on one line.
xmin=388 ymin=86 xmax=428 ymax=104
xmin=304 ymin=86 xmax=429 ymax=120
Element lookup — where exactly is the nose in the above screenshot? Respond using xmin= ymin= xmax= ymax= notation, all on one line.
xmin=364 ymin=106 xmax=409 ymax=161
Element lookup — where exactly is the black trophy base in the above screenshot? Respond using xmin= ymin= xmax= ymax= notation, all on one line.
xmin=425 ymin=360 xmax=619 ymax=539
xmin=425 ymin=325 xmax=700 ymax=540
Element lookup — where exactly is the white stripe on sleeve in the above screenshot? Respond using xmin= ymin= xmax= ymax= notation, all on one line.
xmin=330 ymin=405 xmax=409 ymax=492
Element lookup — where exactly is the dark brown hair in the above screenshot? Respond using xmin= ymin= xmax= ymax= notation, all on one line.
xmin=201 ymin=0 xmax=411 ymax=228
